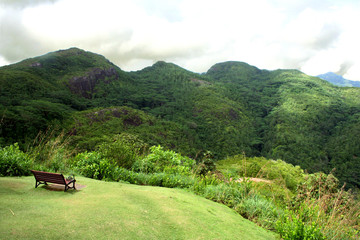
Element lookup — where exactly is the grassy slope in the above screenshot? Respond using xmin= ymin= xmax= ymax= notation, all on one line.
xmin=0 ymin=177 xmax=277 ymax=240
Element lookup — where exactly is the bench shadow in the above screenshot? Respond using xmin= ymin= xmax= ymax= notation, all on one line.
xmin=41 ymin=183 xmax=86 ymax=193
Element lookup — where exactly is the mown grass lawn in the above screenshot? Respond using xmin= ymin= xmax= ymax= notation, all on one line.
xmin=0 ymin=176 xmax=277 ymax=240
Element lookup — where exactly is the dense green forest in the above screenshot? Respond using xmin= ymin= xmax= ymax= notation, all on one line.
xmin=1 ymin=48 xmax=360 ymax=189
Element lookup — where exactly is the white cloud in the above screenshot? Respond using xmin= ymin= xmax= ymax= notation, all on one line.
xmin=344 ymin=62 xmax=360 ymax=80
xmin=1 ymin=0 xmax=360 ymax=80
xmin=0 ymin=55 xmax=9 ymax=66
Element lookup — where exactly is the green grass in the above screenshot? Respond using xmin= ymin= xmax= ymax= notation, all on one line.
xmin=0 ymin=176 xmax=277 ymax=240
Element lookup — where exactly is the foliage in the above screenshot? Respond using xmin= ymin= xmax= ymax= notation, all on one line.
xmin=200 ymin=183 xmax=244 ymax=207
xmin=291 ymin=172 xmax=360 ymax=239
xmin=111 ymin=167 xmax=196 ymax=188
xmin=64 ymin=106 xmax=153 ymax=151
xmin=0 ymin=143 xmax=32 ymax=176
xmin=65 ymin=106 xmax=199 ymax=157
xmin=276 ymin=206 xmax=325 ymax=240
xmin=27 ymin=129 xmax=74 ymax=172
xmin=217 ymin=155 xmax=304 ymax=192
xmin=194 ymin=151 xmax=217 ymax=175
xmin=72 ymin=151 xmax=117 ymax=180
xmin=132 ymin=145 xmax=195 ymax=175
xmin=235 ymin=194 xmax=280 ymax=230
xmin=97 ymin=133 xmax=147 ymax=169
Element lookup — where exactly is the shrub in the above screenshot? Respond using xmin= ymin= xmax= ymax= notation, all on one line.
xmin=190 ymin=174 xmax=222 ymax=195
xmin=111 ymin=167 xmax=195 ymax=188
xmin=132 ymin=145 xmax=195 ymax=175
xmin=112 ymin=167 xmax=138 ymax=183
xmin=294 ymin=172 xmax=340 ymax=206
xmin=0 ymin=143 xmax=32 ymax=176
xmin=73 ymin=152 xmax=117 ymax=180
xmin=161 ymin=174 xmax=195 ymax=188
xmin=97 ymin=133 xmax=147 ymax=169
xmin=276 ymin=206 xmax=325 ymax=240
xmin=146 ymin=172 xmax=166 ymax=186
xmin=195 ymin=151 xmax=216 ymax=175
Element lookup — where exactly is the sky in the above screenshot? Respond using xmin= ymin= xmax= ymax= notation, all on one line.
xmin=1 ymin=0 xmax=360 ymax=80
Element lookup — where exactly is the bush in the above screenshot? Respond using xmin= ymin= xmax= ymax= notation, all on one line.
xmin=73 ymin=152 xmax=117 ymax=180
xmin=0 ymin=143 xmax=32 ymax=176
xmin=132 ymin=145 xmax=195 ymax=175
xmin=195 ymin=151 xmax=216 ymax=175
xmin=113 ymin=168 xmax=195 ymax=188
xmin=112 ymin=167 xmax=138 ymax=183
xmin=161 ymin=174 xmax=195 ymax=188
xmin=276 ymin=206 xmax=325 ymax=240
xmin=190 ymin=174 xmax=222 ymax=195
xmin=97 ymin=133 xmax=147 ymax=169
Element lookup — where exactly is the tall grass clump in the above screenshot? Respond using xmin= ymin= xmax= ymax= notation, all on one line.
xmin=201 ymin=182 xmax=244 ymax=207
xmin=0 ymin=143 xmax=32 ymax=176
xmin=191 ymin=175 xmax=281 ymax=230
xmin=236 ymin=194 xmax=280 ymax=230
xmin=27 ymin=129 xmax=75 ymax=172
xmin=277 ymin=172 xmax=360 ymax=239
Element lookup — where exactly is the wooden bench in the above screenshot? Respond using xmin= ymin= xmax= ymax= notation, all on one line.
xmin=31 ymin=170 xmax=76 ymax=192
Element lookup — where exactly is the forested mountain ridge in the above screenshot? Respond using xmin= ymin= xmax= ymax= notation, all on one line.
xmin=1 ymin=48 xmax=360 ymax=189
xmin=207 ymin=62 xmax=360 ymax=186
xmin=0 ymin=48 xmax=131 ymax=142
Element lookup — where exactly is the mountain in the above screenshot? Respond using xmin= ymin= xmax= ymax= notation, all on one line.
xmin=317 ymin=72 xmax=360 ymax=87
xmin=1 ymin=48 xmax=360 ymax=189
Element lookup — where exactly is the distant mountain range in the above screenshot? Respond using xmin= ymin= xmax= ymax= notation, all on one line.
xmin=317 ymin=72 xmax=360 ymax=87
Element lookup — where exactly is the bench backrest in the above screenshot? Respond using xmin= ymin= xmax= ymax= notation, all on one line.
xmin=31 ymin=170 xmax=66 ymax=185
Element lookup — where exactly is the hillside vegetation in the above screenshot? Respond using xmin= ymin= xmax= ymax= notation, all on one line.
xmin=0 ymin=176 xmax=276 ymax=240
xmin=1 ymin=138 xmax=358 ymax=239
xmin=1 ymin=48 xmax=360 ymax=190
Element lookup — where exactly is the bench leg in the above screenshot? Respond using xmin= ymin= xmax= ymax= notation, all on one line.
xmin=35 ymin=181 xmax=47 ymax=188
xmin=64 ymin=181 xmax=76 ymax=192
